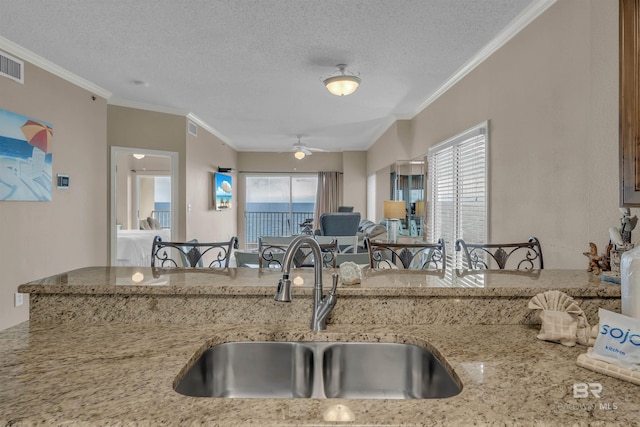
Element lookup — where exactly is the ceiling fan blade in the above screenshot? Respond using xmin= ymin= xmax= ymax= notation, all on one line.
xmin=289 ymin=137 xmax=323 ymax=155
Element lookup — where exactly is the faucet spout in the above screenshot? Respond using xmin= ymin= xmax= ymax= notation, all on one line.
xmin=274 ymin=235 xmax=338 ymax=331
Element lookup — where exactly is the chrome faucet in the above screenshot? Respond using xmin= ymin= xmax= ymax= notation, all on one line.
xmin=274 ymin=235 xmax=338 ymax=331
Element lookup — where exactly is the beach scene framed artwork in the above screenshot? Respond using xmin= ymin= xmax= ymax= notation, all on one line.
xmin=215 ymin=172 xmax=232 ymax=210
xmin=0 ymin=109 xmax=53 ymax=201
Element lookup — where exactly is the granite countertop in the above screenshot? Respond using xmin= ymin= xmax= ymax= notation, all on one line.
xmin=0 ymin=320 xmax=638 ymax=426
xmin=5 ymin=267 xmax=633 ymax=426
xmin=18 ymin=266 xmax=620 ymax=298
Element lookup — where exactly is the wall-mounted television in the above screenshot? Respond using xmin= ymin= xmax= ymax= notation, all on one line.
xmin=214 ymin=173 xmax=232 ymax=210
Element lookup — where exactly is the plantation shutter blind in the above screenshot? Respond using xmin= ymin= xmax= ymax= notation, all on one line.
xmin=427 ymin=123 xmax=487 ymax=271
xmin=367 ymin=173 xmax=376 ymax=222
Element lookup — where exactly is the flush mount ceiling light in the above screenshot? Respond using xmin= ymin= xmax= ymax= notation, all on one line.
xmin=132 ymin=153 xmax=145 ymax=159
xmin=323 ymin=64 xmax=361 ymax=96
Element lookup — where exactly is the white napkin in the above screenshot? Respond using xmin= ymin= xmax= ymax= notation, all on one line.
xmin=528 ymin=290 xmax=591 ymax=347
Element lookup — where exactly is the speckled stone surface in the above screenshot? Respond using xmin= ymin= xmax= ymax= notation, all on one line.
xmin=6 ymin=266 xmax=631 ymax=425
xmin=19 ymin=267 xmax=619 ymax=297
xmin=1 ymin=321 xmax=639 ymax=426
xmin=19 ymin=267 xmax=621 ymax=326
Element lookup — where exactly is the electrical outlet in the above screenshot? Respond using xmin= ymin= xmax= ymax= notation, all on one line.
xmin=14 ymin=292 xmax=23 ymax=307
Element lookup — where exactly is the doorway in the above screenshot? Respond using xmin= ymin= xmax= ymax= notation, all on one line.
xmin=110 ymin=146 xmax=179 ymax=265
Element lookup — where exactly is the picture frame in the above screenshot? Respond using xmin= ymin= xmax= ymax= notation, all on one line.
xmin=0 ymin=109 xmax=53 ymax=201
xmin=214 ymin=172 xmax=232 ymax=210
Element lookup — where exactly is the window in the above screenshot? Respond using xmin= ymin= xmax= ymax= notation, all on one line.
xmin=244 ymin=174 xmax=318 ymax=248
xmin=427 ymin=122 xmax=488 ymax=268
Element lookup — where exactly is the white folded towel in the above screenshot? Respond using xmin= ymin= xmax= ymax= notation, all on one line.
xmin=528 ymin=290 xmax=591 ymax=347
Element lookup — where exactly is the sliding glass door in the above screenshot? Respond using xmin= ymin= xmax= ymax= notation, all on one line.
xmin=244 ymin=174 xmax=317 ymax=248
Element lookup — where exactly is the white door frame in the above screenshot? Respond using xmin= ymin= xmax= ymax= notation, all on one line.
xmin=110 ymin=146 xmax=179 ymax=265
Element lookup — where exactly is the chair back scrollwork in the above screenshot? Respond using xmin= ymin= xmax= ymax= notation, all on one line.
xmin=364 ymin=238 xmax=446 ymax=271
xmin=258 ymin=236 xmax=338 ymax=268
xmin=151 ymin=236 xmax=238 ymax=268
xmin=455 ymin=237 xmax=543 ymax=270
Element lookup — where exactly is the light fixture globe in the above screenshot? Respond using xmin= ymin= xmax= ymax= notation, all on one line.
xmin=323 ymin=64 xmax=361 ymax=96
xmin=294 ymin=150 xmax=306 ymax=160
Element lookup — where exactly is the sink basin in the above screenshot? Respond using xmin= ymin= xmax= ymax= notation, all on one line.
xmin=175 ymin=342 xmax=314 ymax=398
xmin=174 ymin=341 xmax=461 ymax=399
xmin=322 ymin=342 xmax=460 ymax=399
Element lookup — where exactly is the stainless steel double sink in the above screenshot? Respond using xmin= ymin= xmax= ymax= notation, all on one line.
xmin=174 ymin=341 xmax=461 ymax=399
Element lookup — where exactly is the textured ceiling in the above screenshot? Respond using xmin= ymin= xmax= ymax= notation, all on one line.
xmin=0 ymin=0 xmax=535 ymax=152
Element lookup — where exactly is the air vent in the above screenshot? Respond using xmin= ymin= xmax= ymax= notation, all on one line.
xmin=0 ymin=50 xmax=24 ymax=84
xmin=188 ymin=121 xmax=198 ymax=136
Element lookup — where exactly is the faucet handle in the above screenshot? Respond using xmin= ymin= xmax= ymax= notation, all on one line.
xmin=330 ymin=273 xmax=339 ymax=295
xmin=274 ymin=278 xmax=292 ymax=302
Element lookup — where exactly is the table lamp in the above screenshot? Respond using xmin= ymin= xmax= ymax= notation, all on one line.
xmin=384 ymin=200 xmax=406 ymax=243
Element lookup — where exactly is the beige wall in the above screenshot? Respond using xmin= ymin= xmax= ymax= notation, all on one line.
xmin=185 ymin=126 xmax=238 ymax=242
xmin=367 ymin=0 xmax=621 ymax=269
xmin=375 ymin=166 xmax=392 ymax=222
xmin=107 ymin=106 xmax=187 ymax=240
xmin=367 ymin=120 xmax=413 ymax=175
xmin=238 ymin=151 xmax=344 ymax=173
xmin=342 ymin=151 xmax=367 ymax=215
xmin=0 ymin=62 xmax=108 ymax=330
xmin=138 ymin=176 xmax=155 ymax=221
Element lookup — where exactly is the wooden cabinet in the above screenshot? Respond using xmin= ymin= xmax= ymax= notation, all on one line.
xmin=620 ymin=0 xmax=640 ymax=205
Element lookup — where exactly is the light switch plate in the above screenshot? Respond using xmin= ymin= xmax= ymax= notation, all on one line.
xmin=14 ymin=292 xmax=23 ymax=307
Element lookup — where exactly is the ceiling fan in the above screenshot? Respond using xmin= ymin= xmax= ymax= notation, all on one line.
xmin=291 ymin=137 xmax=324 ymax=159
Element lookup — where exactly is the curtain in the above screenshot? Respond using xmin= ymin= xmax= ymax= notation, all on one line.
xmin=313 ymin=171 xmax=343 ymax=230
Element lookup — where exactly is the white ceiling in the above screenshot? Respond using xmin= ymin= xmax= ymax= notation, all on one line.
xmin=0 ymin=0 xmax=541 ymax=153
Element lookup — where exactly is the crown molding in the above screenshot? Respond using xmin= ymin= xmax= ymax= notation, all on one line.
xmin=0 ymin=35 xmax=111 ymax=99
xmin=186 ymin=113 xmax=236 ymax=149
xmin=411 ymin=0 xmax=557 ymax=119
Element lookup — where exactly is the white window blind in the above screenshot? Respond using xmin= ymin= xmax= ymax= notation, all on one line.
xmin=367 ymin=173 xmax=376 ymax=222
xmin=427 ymin=122 xmax=488 ymax=270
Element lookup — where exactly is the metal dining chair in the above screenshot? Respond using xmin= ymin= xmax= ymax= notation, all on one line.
xmin=151 ymin=236 xmax=238 ymax=268
xmin=258 ymin=236 xmax=339 ymax=268
xmin=364 ymin=238 xmax=446 ymax=271
xmin=233 ymin=250 xmax=260 ymax=268
xmin=455 ymin=237 xmax=544 ymax=270
xmin=314 ymin=235 xmax=358 ymax=254
xmin=335 ymin=252 xmax=371 ymax=266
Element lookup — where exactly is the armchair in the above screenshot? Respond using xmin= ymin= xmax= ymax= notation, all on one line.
xmin=317 ymin=212 xmax=361 ymax=236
